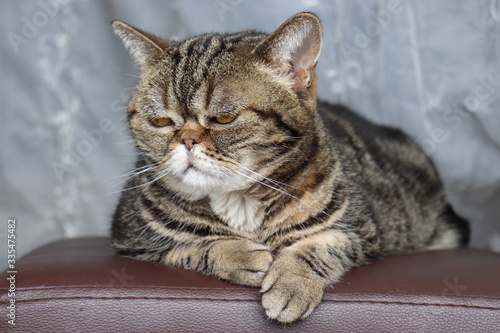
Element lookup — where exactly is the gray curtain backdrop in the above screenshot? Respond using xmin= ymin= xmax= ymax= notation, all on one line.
xmin=1 ymin=0 xmax=499 ymax=268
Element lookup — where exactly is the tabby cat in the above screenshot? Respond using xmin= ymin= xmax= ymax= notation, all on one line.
xmin=111 ymin=12 xmax=469 ymax=323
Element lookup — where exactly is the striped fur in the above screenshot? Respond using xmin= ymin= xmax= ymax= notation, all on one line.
xmin=111 ymin=13 xmax=469 ymax=323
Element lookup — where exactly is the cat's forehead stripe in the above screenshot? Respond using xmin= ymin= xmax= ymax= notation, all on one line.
xmin=169 ymin=32 xmax=265 ymax=111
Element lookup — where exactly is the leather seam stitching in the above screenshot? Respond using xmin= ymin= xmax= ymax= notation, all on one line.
xmin=5 ymin=286 xmax=500 ymax=301
xmin=3 ymin=297 xmax=500 ymax=311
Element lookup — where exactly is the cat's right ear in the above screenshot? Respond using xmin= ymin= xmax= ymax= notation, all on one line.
xmin=253 ymin=12 xmax=322 ymax=92
xmin=112 ymin=21 xmax=171 ymax=69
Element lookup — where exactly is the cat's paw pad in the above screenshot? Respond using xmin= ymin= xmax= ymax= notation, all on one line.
xmin=213 ymin=239 xmax=273 ymax=287
xmin=261 ymin=259 xmax=325 ymax=323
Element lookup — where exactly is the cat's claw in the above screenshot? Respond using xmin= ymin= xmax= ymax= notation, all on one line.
xmin=261 ymin=257 xmax=325 ymax=323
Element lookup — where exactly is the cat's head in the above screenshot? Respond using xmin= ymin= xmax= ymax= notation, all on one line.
xmin=113 ymin=12 xmax=323 ymax=195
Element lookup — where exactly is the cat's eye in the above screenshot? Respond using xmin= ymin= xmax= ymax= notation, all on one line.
xmin=149 ymin=117 xmax=173 ymax=127
xmin=213 ymin=114 xmax=237 ymax=124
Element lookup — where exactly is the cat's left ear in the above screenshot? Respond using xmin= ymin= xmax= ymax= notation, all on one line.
xmin=112 ymin=21 xmax=172 ymax=69
xmin=253 ymin=12 xmax=322 ymax=92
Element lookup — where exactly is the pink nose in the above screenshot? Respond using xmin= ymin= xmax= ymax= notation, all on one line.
xmin=179 ymin=127 xmax=203 ymax=151
xmin=182 ymin=137 xmax=199 ymax=150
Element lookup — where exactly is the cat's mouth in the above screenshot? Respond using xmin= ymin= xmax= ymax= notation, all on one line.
xmin=182 ymin=155 xmax=215 ymax=178
xmin=185 ymin=161 xmax=200 ymax=173
xmin=184 ymin=153 xmax=204 ymax=172
xmin=167 ymin=147 xmax=241 ymax=191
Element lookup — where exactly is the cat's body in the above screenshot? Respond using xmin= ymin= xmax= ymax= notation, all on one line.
xmin=111 ymin=13 xmax=469 ymax=323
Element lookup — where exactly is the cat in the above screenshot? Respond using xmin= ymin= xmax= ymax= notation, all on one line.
xmin=111 ymin=12 xmax=469 ymax=323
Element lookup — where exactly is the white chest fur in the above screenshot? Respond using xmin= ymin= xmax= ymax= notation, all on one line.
xmin=209 ymin=192 xmax=264 ymax=234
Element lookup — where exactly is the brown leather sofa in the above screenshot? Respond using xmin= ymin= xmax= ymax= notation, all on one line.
xmin=1 ymin=237 xmax=499 ymax=332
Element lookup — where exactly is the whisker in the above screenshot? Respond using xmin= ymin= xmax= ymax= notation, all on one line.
xmin=112 ymin=70 xmax=141 ymax=79
xmin=223 ymin=164 xmax=305 ymax=204
xmin=119 ymin=87 xmax=140 ymax=91
xmin=109 ymin=140 xmax=136 ymax=146
xmin=104 ymin=161 xmax=165 ymax=195
xmin=107 ymin=173 xmax=160 ymax=196
xmin=236 ymin=164 xmax=304 ymax=193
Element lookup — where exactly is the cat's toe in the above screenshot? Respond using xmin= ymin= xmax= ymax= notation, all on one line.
xmin=261 ymin=265 xmax=324 ymax=323
xmin=231 ymin=249 xmax=274 ymax=287
xmin=212 ymin=239 xmax=273 ymax=287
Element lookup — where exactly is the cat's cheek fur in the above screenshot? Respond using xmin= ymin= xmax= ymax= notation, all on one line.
xmin=165 ymin=146 xmax=189 ymax=176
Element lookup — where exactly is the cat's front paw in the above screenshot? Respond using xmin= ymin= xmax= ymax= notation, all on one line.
xmin=211 ymin=239 xmax=273 ymax=287
xmin=261 ymin=256 xmax=326 ymax=323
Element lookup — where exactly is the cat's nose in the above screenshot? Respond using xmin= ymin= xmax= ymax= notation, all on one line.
xmin=179 ymin=127 xmax=203 ymax=150
xmin=182 ymin=137 xmax=199 ymax=150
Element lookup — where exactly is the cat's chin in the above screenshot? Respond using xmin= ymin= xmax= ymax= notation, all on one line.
xmin=181 ymin=167 xmax=224 ymax=188
xmin=168 ymin=166 xmax=244 ymax=196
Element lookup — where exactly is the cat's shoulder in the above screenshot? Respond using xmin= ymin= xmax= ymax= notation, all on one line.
xmin=317 ymin=101 xmax=412 ymax=144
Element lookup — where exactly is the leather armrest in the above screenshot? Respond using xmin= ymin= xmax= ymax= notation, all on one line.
xmin=1 ymin=237 xmax=499 ymax=332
